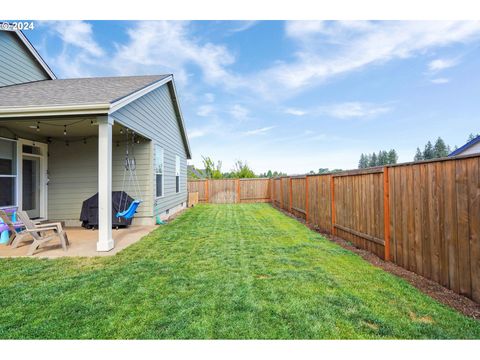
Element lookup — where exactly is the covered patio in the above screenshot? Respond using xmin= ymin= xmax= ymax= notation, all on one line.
xmin=0 ymin=225 xmax=156 ymax=258
xmin=0 ymin=76 xmax=169 ymax=255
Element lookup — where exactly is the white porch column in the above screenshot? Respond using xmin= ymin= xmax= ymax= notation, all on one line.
xmin=96 ymin=115 xmax=114 ymax=252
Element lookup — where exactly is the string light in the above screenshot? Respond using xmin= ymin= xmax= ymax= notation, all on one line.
xmin=65 ymin=140 xmax=69 ymax=147
xmin=36 ymin=122 xmax=40 ymax=132
xmin=83 ymin=138 xmax=87 ymax=145
xmin=63 ymin=125 xmax=67 ymax=136
xmin=120 ymin=128 xmax=124 ymax=135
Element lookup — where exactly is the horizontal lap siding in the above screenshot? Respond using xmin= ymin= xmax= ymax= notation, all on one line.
xmin=48 ymin=139 xmax=151 ymax=221
xmin=112 ymin=84 xmax=188 ymax=217
xmin=0 ymin=31 xmax=49 ymax=86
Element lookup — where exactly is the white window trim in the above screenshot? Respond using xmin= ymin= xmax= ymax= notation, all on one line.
xmin=175 ymin=155 xmax=180 ymax=194
xmin=155 ymin=145 xmax=164 ymax=199
xmin=0 ymin=137 xmax=18 ymax=209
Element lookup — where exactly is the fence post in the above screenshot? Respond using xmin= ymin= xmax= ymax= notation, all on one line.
xmin=289 ymin=178 xmax=293 ymax=212
xmin=236 ymin=179 xmax=241 ymax=204
xmin=330 ymin=175 xmax=336 ymax=235
xmin=279 ymin=178 xmax=283 ymax=209
xmin=271 ymin=178 xmax=275 ymax=204
xmin=205 ymin=180 xmax=209 ymax=203
xmin=383 ymin=167 xmax=391 ymax=261
xmin=305 ymin=176 xmax=309 ymax=223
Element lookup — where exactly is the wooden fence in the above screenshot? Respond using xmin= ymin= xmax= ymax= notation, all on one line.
xmin=188 ymin=154 xmax=480 ymax=302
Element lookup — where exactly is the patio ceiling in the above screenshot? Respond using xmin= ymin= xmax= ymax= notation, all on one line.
xmin=0 ymin=117 xmax=144 ymax=141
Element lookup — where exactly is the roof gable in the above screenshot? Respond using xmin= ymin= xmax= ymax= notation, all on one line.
xmin=0 ymin=28 xmax=55 ymax=86
xmin=449 ymin=135 xmax=480 ymax=156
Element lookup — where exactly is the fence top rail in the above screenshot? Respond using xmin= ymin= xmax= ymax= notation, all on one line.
xmin=239 ymin=177 xmax=271 ymax=181
xmin=384 ymin=152 xmax=480 ymax=168
xmin=332 ymin=167 xmax=384 ymax=177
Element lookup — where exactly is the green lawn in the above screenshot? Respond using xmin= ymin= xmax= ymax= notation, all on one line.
xmin=0 ymin=204 xmax=479 ymax=339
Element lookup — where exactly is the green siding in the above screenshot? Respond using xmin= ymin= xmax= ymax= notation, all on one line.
xmin=112 ymin=83 xmax=188 ymax=217
xmin=0 ymin=30 xmax=49 ymax=87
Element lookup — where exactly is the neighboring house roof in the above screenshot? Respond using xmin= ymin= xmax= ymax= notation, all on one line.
xmin=188 ymin=165 xmax=206 ymax=179
xmin=0 ymin=27 xmax=56 ymax=80
xmin=449 ymin=135 xmax=480 ymax=156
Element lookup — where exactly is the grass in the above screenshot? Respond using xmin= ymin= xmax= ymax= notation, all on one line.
xmin=0 ymin=203 xmax=479 ymax=339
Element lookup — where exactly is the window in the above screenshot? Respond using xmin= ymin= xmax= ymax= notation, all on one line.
xmin=175 ymin=155 xmax=180 ymax=193
xmin=0 ymin=138 xmax=17 ymax=208
xmin=155 ymin=146 xmax=164 ymax=197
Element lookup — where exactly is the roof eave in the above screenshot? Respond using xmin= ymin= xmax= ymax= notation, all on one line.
xmin=0 ymin=103 xmax=111 ymax=118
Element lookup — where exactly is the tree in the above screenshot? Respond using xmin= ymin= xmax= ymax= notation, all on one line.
xmin=266 ymin=170 xmax=273 ymax=178
xmin=358 ymin=154 xmax=368 ymax=169
xmin=387 ymin=149 xmax=398 ymax=164
xmin=231 ymin=160 xmax=256 ymax=178
xmin=369 ymin=152 xmax=378 ymax=167
xmin=423 ymin=141 xmax=434 ymax=160
xmin=414 ymin=147 xmax=423 ymax=161
xmin=377 ymin=150 xmax=388 ymax=166
xmin=467 ymin=133 xmax=480 ymax=142
xmin=318 ymin=168 xmax=330 ymax=174
xmin=201 ymin=156 xmax=223 ymax=179
xmin=433 ymin=137 xmax=448 ymax=158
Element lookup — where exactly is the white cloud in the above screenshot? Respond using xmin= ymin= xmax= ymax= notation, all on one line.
xmin=252 ymin=21 xmax=480 ymax=98
xmin=243 ymin=126 xmax=275 ymax=135
xmin=229 ymin=21 xmax=258 ymax=33
xmin=188 ymin=129 xmax=208 ymax=139
xmin=111 ymin=21 xmax=238 ymax=86
xmin=319 ymin=102 xmax=391 ymax=119
xmin=48 ymin=21 xmax=104 ymax=57
xmin=197 ymin=105 xmax=215 ymax=117
xmin=284 ymin=108 xmax=307 ymax=116
xmin=230 ymin=104 xmax=250 ymax=120
xmin=430 ymin=78 xmax=450 ymax=84
xmin=428 ymin=58 xmax=459 ymax=72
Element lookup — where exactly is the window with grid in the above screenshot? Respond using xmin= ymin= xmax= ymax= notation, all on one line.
xmin=155 ymin=146 xmax=164 ymax=197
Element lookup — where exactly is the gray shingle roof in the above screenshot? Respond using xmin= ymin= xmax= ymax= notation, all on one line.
xmin=0 ymin=75 xmax=170 ymax=107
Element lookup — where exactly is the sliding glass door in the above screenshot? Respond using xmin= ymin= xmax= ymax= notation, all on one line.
xmin=0 ymin=138 xmax=17 ymax=208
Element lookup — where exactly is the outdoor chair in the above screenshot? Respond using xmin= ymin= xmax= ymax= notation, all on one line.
xmin=15 ymin=211 xmax=69 ymax=255
xmin=0 ymin=210 xmax=25 ymax=246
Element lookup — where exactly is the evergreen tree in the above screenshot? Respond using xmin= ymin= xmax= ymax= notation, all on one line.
xmin=378 ymin=150 xmax=388 ymax=165
xmin=414 ymin=147 xmax=423 ymax=161
xmin=369 ymin=152 xmax=378 ymax=167
xmin=266 ymin=170 xmax=273 ymax=178
xmin=423 ymin=141 xmax=434 ymax=159
xmin=358 ymin=153 xmax=368 ymax=169
xmin=433 ymin=137 xmax=448 ymax=158
xmin=467 ymin=133 xmax=480 ymax=142
xmin=388 ymin=149 xmax=398 ymax=164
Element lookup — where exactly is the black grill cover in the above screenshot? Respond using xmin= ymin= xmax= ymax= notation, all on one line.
xmin=80 ymin=191 xmax=135 ymax=228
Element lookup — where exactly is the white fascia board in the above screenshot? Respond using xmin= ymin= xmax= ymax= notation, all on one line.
xmin=108 ymin=75 xmax=173 ymax=114
xmin=3 ymin=27 xmax=57 ymax=80
xmin=168 ymin=77 xmax=192 ymax=159
xmin=0 ymin=103 xmax=111 ymax=118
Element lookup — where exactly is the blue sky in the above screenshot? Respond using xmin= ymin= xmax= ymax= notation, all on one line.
xmin=23 ymin=20 xmax=480 ymax=174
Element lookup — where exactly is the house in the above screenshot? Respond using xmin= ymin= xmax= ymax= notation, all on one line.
xmin=449 ymin=135 xmax=480 ymax=157
xmin=0 ymin=26 xmax=191 ymax=252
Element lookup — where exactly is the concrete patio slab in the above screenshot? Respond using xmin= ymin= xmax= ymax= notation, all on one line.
xmin=0 ymin=225 xmax=157 ymax=258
